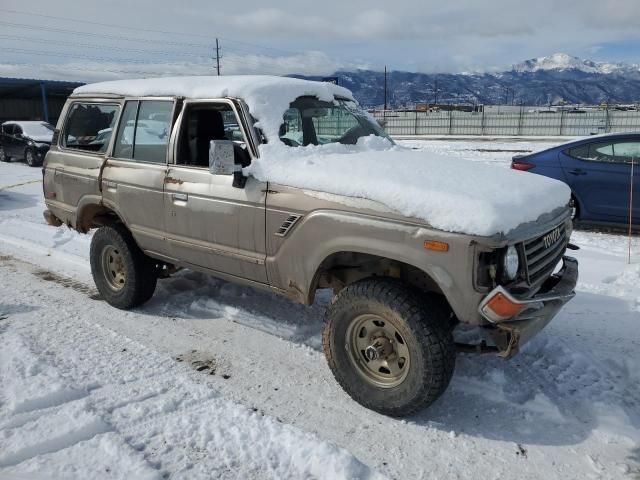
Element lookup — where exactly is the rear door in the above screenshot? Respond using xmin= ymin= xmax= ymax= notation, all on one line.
xmin=101 ymin=98 xmax=175 ymax=257
xmin=163 ymin=99 xmax=268 ymax=283
xmin=560 ymin=138 xmax=637 ymax=221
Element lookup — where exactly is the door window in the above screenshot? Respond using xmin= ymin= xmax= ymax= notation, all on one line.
xmin=13 ymin=125 xmax=23 ymax=136
xmin=176 ymin=103 xmax=249 ymax=168
xmin=63 ymin=103 xmax=120 ymax=153
xmin=611 ymin=141 xmax=640 ymax=164
xmin=2 ymin=124 xmax=14 ymax=135
xmin=568 ymin=140 xmax=640 ymax=164
xmin=113 ymin=100 xmax=173 ymax=163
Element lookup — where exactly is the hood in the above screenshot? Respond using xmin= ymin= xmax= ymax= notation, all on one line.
xmin=26 ymin=134 xmax=52 ymax=143
xmin=246 ymin=137 xmax=571 ymax=237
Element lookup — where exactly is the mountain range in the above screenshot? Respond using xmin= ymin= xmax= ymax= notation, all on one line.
xmin=297 ymin=53 xmax=640 ymax=107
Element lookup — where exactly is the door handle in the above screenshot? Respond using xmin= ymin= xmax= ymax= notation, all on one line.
xmin=568 ymin=169 xmax=587 ymax=176
xmin=104 ymin=180 xmax=117 ymax=191
xmin=172 ymin=192 xmax=188 ymax=202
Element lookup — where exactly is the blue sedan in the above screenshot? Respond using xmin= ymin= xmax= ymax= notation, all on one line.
xmin=511 ymin=133 xmax=640 ymax=227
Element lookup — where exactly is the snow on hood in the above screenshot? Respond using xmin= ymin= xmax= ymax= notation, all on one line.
xmin=26 ymin=134 xmax=53 ymax=143
xmin=73 ymin=75 xmax=353 ymax=143
xmin=247 ymin=137 xmax=571 ymax=237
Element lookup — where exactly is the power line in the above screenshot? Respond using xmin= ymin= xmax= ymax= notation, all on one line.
xmin=0 ymin=34 xmax=210 ymax=58
xmin=1 ymin=47 xmax=202 ymax=64
xmin=0 ymin=21 xmax=213 ymax=48
xmin=0 ymin=8 xmax=310 ymax=57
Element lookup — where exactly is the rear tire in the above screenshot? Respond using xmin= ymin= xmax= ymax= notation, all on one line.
xmin=0 ymin=146 xmax=9 ymax=162
xmin=90 ymin=224 xmax=157 ymax=309
xmin=322 ymin=278 xmax=456 ymax=417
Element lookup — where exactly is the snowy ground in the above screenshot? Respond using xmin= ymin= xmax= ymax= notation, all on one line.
xmin=1 ymin=139 xmax=639 ymax=479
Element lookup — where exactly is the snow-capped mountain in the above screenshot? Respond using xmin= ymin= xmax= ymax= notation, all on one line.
xmin=299 ymin=53 xmax=640 ymax=107
xmin=512 ymin=53 xmax=639 ymax=75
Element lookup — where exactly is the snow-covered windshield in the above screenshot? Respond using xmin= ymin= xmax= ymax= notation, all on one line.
xmin=20 ymin=122 xmax=54 ymax=137
xmin=279 ymin=97 xmax=390 ymax=147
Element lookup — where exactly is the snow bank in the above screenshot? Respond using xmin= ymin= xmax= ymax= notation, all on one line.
xmin=74 ymin=75 xmax=353 ymax=143
xmin=248 ymin=137 xmax=571 ymax=236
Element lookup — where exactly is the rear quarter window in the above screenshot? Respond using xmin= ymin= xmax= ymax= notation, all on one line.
xmin=63 ymin=102 xmax=120 ymax=154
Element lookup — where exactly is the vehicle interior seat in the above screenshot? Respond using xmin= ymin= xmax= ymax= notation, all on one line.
xmin=186 ymin=109 xmax=251 ymax=168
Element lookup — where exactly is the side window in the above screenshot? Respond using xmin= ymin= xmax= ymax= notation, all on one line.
xmin=2 ymin=124 xmax=14 ymax=135
xmin=567 ymin=144 xmax=590 ymax=160
xmin=567 ymin=142 xmax=616 ymax=162
xmin=589 ymin=142 xmax=614 ymax=162
xmin=176 ymin=103 xmax=249 ymax=167
xmin=113 ymin=100 xmax=173 ymax=163
xmin=63 ymin=103 xmax=120 ymax=153
xmin=612 ymin=141 xmax=640 ymax=164
xmin=13 ymin=125 xmax=23 ymax=136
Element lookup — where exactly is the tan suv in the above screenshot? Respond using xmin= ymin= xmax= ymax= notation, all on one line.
xmin=43 ymin=76 xmax=578 ymax=416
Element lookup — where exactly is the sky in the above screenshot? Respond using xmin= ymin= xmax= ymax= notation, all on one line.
xmin=1 ymin=0 xmax=640 ymax=81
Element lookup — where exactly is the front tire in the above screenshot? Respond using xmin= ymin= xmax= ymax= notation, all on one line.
xmin=569 ymin=194 xmax=579 ymax=222
xmin=90 ymin=224 xmax=157 ymax=309
xmin=0 ymin=146 xmax=9 ymax=162
xmin=322 ymin=278 xmax=455 ymax=417
xmin=25 ymin=148 xmax=37 ymax=167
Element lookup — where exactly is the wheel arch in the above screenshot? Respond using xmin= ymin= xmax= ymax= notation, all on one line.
xmin=307 ymin=250 xmax=447 ymax=305
xmin=76 ymin=197 xmax=126 ymax=233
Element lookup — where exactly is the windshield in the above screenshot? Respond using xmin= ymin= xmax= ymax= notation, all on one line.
xmin=279 ymin=97 xmax=391 ymax=147
xmin=21 ymin=122 xmax=54 ymax=137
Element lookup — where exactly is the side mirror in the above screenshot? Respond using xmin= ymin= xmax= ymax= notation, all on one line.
xmin=209 ymin=140 xmax=235 ymax=175
xmin=208 ymin=139 xmax=247 ymax=188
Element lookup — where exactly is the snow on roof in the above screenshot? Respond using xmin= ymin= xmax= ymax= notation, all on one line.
xmin=73 ymin=75 xmax=354 ymax=142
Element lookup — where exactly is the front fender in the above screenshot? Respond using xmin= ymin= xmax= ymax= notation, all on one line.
xmin=265 ymin=208 xmax=482 ymax=323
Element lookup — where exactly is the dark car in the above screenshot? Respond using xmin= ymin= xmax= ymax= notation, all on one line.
xmin=0 ymin=121 xmax=55 ymax=167
xmin=512 ymin=133 xmax=640 ymax=228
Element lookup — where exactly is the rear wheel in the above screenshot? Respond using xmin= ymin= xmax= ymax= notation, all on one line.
xmin=90 ymin=224 xmax=157 ymax=309
xmin=322 ymin=278 xmax=456 ymax=417
xmin=0 ymin=146 xmax=9 ymax=162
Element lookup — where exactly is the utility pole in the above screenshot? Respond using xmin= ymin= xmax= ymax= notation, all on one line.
xmin=383 ymin=66 xmax=388 ymax=111
xmin=215 ymin=38 xmax=221 ymax=76
xmin=434 ymin=77 xmax=438 ymax=105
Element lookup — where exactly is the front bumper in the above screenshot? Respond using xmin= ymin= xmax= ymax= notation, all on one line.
xmin=479 ymin=256 xmax=578 ymax=358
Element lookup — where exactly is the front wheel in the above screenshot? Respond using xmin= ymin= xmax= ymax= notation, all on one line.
xmin=569 ymin=195 xmax=579 ymax=221
xmin=90 ymin=224 xmax=157 ymax=309
xmin=25 ymin=148 xmax=38 ymax=167
xmin=0 ymin=146 xmax=9 ymax=162
xmin=322 ymin=278 xmax=456 ymax=417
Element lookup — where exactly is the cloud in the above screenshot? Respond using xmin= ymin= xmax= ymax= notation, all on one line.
xmin=0 ymin=0 xmax=639 ymax=75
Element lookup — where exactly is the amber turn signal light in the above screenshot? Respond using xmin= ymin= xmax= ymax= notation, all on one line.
xmin=424 ymin=240 xmax=449 ymax=252
xmin=483 ymin=292 xmax=524 ymax=319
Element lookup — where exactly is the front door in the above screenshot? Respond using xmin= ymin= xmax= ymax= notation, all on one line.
xmin=163 ymin=100 xmax=267 ymax=283
xmin=101 ymin=99 xmax=175 ymax=256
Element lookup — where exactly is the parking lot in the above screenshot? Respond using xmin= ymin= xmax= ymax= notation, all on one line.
xmin=1 ymin=139 xmax=638 ymax=479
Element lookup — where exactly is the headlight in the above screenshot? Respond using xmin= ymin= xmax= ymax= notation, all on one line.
xmin=503 ymin=245 xmax=519 ymax=280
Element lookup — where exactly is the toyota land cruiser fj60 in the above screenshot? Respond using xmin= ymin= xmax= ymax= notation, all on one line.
xmin=42 ymin=76 xmax=578 ymax=416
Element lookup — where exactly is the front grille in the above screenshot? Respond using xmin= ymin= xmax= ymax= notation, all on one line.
xmin=523 ymin=224 xmax=567 ymax=285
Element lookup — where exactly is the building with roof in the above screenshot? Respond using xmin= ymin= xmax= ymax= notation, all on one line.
xmin=0 ymin=77 xmax=84 ymax=125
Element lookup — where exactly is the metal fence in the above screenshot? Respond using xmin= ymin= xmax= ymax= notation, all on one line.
xmin=371 ymin=109 xmax=640 ymax=136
